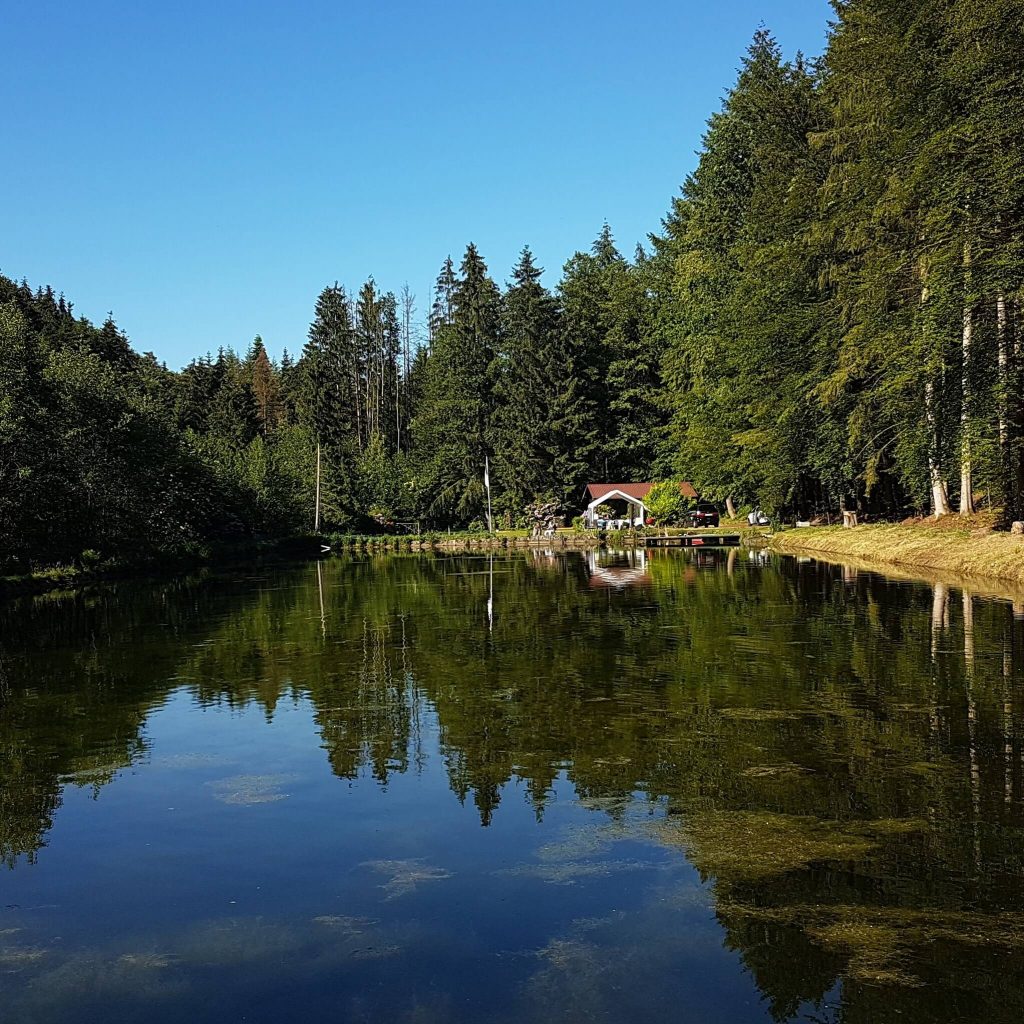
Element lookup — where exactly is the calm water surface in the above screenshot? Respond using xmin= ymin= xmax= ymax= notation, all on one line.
xmin=2 ymin=549 xmax=1024 ymax=1023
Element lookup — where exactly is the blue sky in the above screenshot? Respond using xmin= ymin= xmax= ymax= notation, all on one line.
xmin=2 ymin=0 xmax=832 ymax=368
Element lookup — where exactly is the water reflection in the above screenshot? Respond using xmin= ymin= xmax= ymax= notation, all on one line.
xmin=2 ymin=552 xmax=1024 ymax=1022
xmin=585 ymin=548 xmax=651 ymax=589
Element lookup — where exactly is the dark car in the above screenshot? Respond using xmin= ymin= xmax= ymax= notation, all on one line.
xmin=688 ymin=503 xmax=720 ymax=528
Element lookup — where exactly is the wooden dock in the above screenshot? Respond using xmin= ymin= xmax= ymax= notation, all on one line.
xmin=640 ymin=534 xmax=741 ymax=548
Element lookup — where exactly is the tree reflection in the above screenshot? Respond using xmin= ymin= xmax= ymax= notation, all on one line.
xmin=3 ymin=552 xmax=1024 ymax=1020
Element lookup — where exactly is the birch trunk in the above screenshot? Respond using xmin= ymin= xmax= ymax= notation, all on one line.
xmin=925 ymin=380 xmax=951 ymax=516
xmin=960 ymin=246 xmax=975 ymax=515
xmin=921 ymin=279 xmax=951 ymax=517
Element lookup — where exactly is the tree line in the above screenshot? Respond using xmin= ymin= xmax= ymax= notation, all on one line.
xmin=2 ymin=0 xmax=1023 ymax=569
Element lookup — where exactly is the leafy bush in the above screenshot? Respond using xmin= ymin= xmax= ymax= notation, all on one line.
xmin=645 ymin=481 xmax=693 ymax=525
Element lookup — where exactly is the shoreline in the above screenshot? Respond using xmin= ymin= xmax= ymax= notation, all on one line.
xmin=0 ymin=532 xmax=604 ymax=599
xmin=769 ymin=524 xmax=1024 ymax=599
xmin=0 ymin=526 xmax=784 ymax=601
xmin=0 ymin=528 xmax=772 ymax=600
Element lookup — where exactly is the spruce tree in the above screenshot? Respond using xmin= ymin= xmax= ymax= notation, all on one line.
xmin=412 ymin=245 xmax=499 ymax=524
xmin=491 ymin=247 xmax=562 ymax=514
xmin=247 ymin=336 xmax=280 ymax=435
xmin=301 ymin=284 xmax=359 ymax=524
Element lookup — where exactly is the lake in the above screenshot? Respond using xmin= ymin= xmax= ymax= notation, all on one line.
xmin=2 ymin=548 xmax=1024 ymax=1023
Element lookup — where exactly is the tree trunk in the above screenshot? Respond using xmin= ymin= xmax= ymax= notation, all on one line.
xmin=925 ymin=380 xmax=951 ymax=516
xmin=1002 ymin=297 xmax=1024 ymax=523
xmin=921 ymin=277 xmax=950 ymax=517
xmin=725 ymin=496 xmax=737 ymax=519
xmin=960 ymin=303 xmax=976 ymax=513
xmin=960 ymin=247 xmax=975 ymax=515
xmin=998 ymin=293 xmax=1009 ymax=449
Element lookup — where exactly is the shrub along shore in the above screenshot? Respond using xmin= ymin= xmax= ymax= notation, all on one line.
xmin=770 ymin=521 xmax=1024 ymax=590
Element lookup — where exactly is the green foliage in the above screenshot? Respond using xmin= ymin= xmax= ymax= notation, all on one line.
xmin=645 ymin=481 xmax=692 ymax=524
xmin=356 ymin=432 xmax=410 ymax=525
xmin=412 ymin=245 xmax=499 ymax=526
xmin=490 ymin=248 xmax=565 ymax=512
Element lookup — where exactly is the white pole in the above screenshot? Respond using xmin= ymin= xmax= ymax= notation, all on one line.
xmin=485 ymin=454 xmax=494 ymax=533
xmin=314 ymin=441 xmax=322 ymax=533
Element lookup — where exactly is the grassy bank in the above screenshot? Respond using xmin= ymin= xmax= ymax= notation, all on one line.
xmin=770 ymin=521 xmax=1024 ymax=589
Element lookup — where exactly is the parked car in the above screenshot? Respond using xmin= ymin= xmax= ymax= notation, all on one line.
xmin=688 ymin=503 xmax=720 ymax=528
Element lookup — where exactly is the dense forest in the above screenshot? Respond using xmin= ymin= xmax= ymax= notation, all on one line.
xmin=2 ymin=0 xmax=1023 ymax=570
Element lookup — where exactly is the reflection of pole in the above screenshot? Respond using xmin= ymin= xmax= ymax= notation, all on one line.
xmin=316 ymin=559 xmax=326 ymax=639
xmin=314 ymin=441 xmax=322 ymax=533
xmin=487 ymin=553 xmax=494 ymax=633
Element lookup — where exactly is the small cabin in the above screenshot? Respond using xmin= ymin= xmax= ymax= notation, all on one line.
xmin=583 ymin=482 xmax=698 ymax=528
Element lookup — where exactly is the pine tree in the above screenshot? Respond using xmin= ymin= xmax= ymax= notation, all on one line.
xmin=208 ymin=348 xmax=259 ymax=445
xmin=278 ymin=349 xmax=300 ymax=425
xmin=301 ymin=284 xmax=360 ymax=524
xmin=821 ymin=0 xmax=961 ymax=517
xmin=412 ymin=246 xmax=499 ymax=524
xmin=604 ymin=245 xmax=665 ymax=480
xmin=491 ymin=247 xmax=562 ymax=514
xmin=657 ymin=30 xmax=838 ymax=515
xmin=247 ymin=336 xmax=280 ymax=435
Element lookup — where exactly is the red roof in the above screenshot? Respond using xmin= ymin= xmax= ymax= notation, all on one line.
xmin=585 ymin=481 xmax=698 ymax=502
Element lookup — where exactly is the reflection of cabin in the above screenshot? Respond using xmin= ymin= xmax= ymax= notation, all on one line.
xmin=583 ymin=482 xmax=697 ymax=528
xmin=586 ymin=549 xmax=651 ymax=589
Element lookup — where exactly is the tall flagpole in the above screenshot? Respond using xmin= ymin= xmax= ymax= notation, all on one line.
xmin=484 ymin=454 xmax=493 ymax=534
xmin=314 ymin=441 xmax=322 ymax=533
